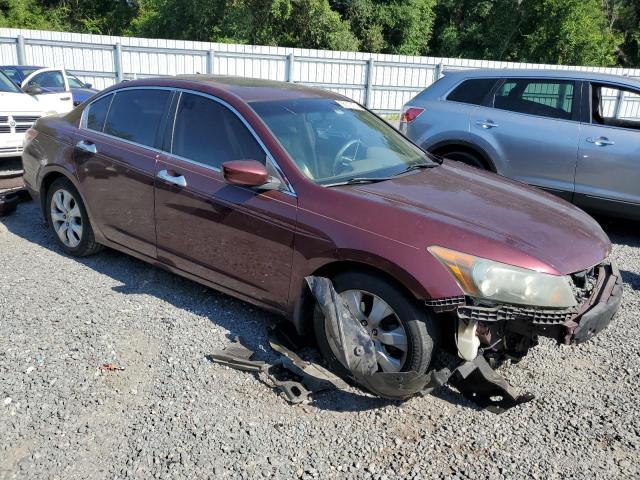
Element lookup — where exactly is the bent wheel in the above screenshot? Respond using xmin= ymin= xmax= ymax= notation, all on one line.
xmin=313 ymin=271 xmax=438 ymax=398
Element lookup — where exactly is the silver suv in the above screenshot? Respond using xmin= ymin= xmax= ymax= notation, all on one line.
xmin=400 ymin=69 xmax=640 ymax=219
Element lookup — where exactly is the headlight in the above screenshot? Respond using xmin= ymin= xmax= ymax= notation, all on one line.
xmin=428 ymin=246 xmax=577 ymax=308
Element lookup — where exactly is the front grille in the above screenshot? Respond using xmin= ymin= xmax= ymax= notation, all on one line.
xmin=15 ymin=125 xmax=31 ymax=133
xmin=12 ymin=115 xmax=40 ymax=123
xmin=458 ymin=304 xmax=575 ymax=325
xmin=0 ymin=116 xmax=7 ymax=123
xmin=0 ymin=126 xmax=11 ymax=133
xmin=426 ymin=295 xmax=466 ymax=312
xmin=0 ymin=146 xmax=22 ymax=153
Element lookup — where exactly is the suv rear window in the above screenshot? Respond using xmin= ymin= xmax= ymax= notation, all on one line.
xmin=493 ymin=79 xmax=575 ymax=120
xmin=447 ymin=78 xmax=497 ymax=105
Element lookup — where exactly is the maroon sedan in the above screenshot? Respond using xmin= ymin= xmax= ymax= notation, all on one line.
xmin=22 ymin=76 xmax=622 ymax=397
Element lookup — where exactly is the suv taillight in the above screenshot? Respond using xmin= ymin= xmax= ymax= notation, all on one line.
xmin=400 ymin=106 xmax=425 ymax=124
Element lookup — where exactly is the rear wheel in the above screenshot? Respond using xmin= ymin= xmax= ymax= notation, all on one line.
xmin=313 ymin=271 xmax=437 ymax=396
xmin=45 ymin=177 xmax=102 ymax=257
xmin=439 ymin=149 xmax=486 ymax=169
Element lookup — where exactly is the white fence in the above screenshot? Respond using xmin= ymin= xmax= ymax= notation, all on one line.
xmin=2 ymin=28 xmax=640 ymax=114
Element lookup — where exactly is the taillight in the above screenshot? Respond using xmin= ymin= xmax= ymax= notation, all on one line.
xmin=400 ymin=106 xmax=425 ymax=124
xmin=24 ymin=127 xmax=39 ymax=143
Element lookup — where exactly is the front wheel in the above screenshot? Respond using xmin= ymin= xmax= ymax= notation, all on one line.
xmin=313 ymin=271 xmax=438 ymax=397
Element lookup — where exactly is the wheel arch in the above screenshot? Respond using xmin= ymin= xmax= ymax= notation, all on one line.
xmin=38 ymin=168 xmax=99 ymax=238
xmin=291 ymin=259 xmax=429 ymax=336
xmin=428 ymin=140 xmax=497 ymax=172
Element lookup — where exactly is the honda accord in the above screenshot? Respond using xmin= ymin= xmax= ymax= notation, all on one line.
xmin=22 ymin=76 xmax=622 ymax=398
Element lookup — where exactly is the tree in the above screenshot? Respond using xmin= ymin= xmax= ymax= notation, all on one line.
xmin=604 ymin=0 xmax=640 ymax=67
xmin=332 ymin=0 xmax=437 ymax=55
xmin=0 ymin=0 xmax=64 ymax=30
xmin=431 ymin=0 xmax=618 ymax=66
xmin=132 ymin=0 xmax=358 ymax=50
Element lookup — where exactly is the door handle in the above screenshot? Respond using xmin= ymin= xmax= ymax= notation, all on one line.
xmin=476 ymin=120 xmax=499 ymax=129
xmin=586 ymin=137 xmax=615 ymax=146
xmin=157 ymin=169 xmax=187 ymax=187
xmin=75 ymin=140 xmax=97 ymax=154
xmin=60 ymin=96 xmax=71 ymax=101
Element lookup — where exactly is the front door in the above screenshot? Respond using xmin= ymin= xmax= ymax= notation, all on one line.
xmin=154 ymin=92 xmax=297 ymax=309
xmin=75 ymin=88 xmax=173 ymax=258
xmin=470 ymin=77 xmax=581 ymax=199
xmin=21 ymin=68 xmax=74 ymax=114
xmin=575 ymin=82 xmax=640 ymax=216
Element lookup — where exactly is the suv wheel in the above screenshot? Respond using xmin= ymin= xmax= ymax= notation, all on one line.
xmin=313 ymin=271 xmax=437 ymax=397
xmin=45 ymin=177 xmax=102 ymax=257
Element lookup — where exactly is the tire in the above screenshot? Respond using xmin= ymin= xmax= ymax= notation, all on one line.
xmin=313 ymin=271 xmax=438 ymax=397
xmin=441 ymin=150 xmax=486 ymax=169
xmin=45 ymin=177 xmax=102 ymax=257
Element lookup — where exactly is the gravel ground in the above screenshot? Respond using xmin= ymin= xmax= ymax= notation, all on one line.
xmin=1 ymin=200 xmax=639 ymax=480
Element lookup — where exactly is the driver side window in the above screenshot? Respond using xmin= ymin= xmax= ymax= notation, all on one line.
xmin=28 ymin=71 xmax=65 ymax=89
xmin=591 ymin=83 xmax=640 ymax=131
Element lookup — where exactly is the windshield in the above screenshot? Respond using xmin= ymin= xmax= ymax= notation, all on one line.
xmin=0 ymin=71 xmax=21 ymax=93
xmin=251 ymin=98 xmax=436 ymax=185
xmin=68 ymin=74 xmax=85 ymax=88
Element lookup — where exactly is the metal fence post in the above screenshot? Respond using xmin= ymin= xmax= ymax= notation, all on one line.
xmin=114 ymin=42 xmax=123 ymax=83
xmin=207 ymin=49 xmax=215 ymax=74
xmin=16 ymin=35 xmax=26 ymax=65
xmin=286 ymin=53 xmax=295 ymax=82
xmin=434 ymin=62 xmax=444 ymax=81
xmin=365 ymin=58 xmax=375 ymax=108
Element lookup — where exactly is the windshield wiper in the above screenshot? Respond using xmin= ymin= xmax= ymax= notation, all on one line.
xmin=324 ymin=177 xmax=392 ymax=187
xmin=393 ymin=161 xmax=438 ymax=177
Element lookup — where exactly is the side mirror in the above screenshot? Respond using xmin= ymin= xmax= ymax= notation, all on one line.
xmin=222 ymin=160 xmax=278 ymax=189
xmin=23 ymin=84 xmax=43 ymax=95
xmin=84 ymin=83 xmax=92 ymax=89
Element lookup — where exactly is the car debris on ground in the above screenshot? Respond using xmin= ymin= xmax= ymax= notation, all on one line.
xmin=207 ymin=276 xmax=535 ymax=413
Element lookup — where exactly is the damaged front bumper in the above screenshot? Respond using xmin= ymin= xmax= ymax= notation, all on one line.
xmin=430 ymin=262 xmax=623 ymax=361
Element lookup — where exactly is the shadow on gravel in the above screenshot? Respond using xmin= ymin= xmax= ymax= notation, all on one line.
xmin=2 ymin=201 xmax=429 ymax=413
xmin=595 ymin=214 xmax=640 ymax=248
xmin=620 ymin=270 xmax=640 ymax=291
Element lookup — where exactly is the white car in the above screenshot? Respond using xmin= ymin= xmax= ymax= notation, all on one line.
xmin=0 ymin=70 xmax=73 ymax=159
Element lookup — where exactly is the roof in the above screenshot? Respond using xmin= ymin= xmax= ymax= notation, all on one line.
xmin=445 ymin=68 xmax=640 ymax=88
xmin=127 ymin=74 xmax=345 ymax=103
xmin=0 ymin=65 xmax=44 ymax=71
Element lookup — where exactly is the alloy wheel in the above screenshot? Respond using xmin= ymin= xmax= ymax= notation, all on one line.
xmin=337 ymin=289 xmax=409 ymax=372
xmin=50 ymin=188 xmax=83 ymax=248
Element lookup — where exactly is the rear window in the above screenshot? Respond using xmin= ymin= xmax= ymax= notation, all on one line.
xmin=85 ymin=94 xmax=113 ymax=132
xmin=447 ymin=78 xmax=497 ymax=105
xmin=493 ymin=79 xmax=575 ymax=120
xmin=104 ymin=89 xmax=172 ymax=148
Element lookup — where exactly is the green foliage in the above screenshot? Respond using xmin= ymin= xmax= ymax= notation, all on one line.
xmin=606 ymin=0 xmax=640 ymax=67
xmin=1 ymin=0 xmax=640 ymax=67
xmin=431 ymin=0 xmax=618 ymax=66
xmin=332 ymin=0 xmax=436 ymax=55
xmin=0 ymin=0 xmax=64 ymax=30
xmin=131 ymin=0 xmax=358 ymax=51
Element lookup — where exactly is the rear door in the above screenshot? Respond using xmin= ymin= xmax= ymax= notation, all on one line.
xmin=75 ymin=88 xmax=174 ymax=258
xmin=469 ymin=77 xmax=581 ymax=199
xmin=21 ymin=68 xmax=74 ymax=114
xmin=154 ymin=91 xmax=297 ymax=309
xmin=575 ymin=82 xmax=640 ymax=217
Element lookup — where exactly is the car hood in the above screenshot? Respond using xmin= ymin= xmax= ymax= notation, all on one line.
xmin=351 ymin=162 xmax=611 ymax=275
xmin=0 ymin=91 xmax=43 ymax=113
